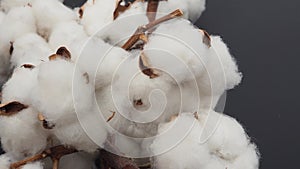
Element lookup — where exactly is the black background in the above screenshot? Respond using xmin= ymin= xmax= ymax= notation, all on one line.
xmin=66 ymin=0 xmax=300 ymax=168
xmin=0 ymin=0 xmax=296 ymax=168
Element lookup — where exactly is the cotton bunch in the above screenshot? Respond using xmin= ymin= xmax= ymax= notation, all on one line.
xmin=21 ymin=162 xmax=43 ymax=169
xmin=151 ymin=111 xmax=259 ymax=169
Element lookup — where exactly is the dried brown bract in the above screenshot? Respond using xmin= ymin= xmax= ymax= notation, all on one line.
xmin=49 ymin=46 xmax=71 ymax=61
xmin=200 ymin=29 xmax=211 ymax=48
xmin=113 ymin=0 xmax=131 ymax=20
xmin=21 ymin=64 xmax=35 ymax=69
xmin=139 ymin=53 xmax=159 ymax=79
xmin=0 ymin=101 xmax=28 ymax=116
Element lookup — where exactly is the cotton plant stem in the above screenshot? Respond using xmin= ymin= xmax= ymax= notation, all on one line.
xmin=122 ymin=9 xmax=183 ymax=50
xmin=10 ymin=145 xmax=77 ymax=169
xmin=146 ymin=0 xmax=160 ymax=22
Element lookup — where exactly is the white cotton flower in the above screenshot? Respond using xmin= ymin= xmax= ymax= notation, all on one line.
xmin=31 ymin=60 xmax=106 ymax=152
xmin=31 ymin=0 xmax=77 ymax=39
xmin=21 ymin=162 xmax=43 ymax=169
xmin=151 ymin=113 xmax=211 ymax=169
xmin=0 ymin=0 xmax=34 ymax=13
xmin=10 ymin=33 xmax=52 ymax=68
xmin=79 ymin=0 xmax=116 ymax=36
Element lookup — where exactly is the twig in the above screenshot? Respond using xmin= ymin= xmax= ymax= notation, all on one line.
xmin=146 ymin=0 xmax=160 ymax=22
xmin=114 ymin=0 xmax=131 ymax=20
xmin=122 ymin=9 xmax=183 ymax=50
xmin=106 ymin=111 xmax=116 ymax=122
xmin=10 ymin=145 xmax=78 ymax=169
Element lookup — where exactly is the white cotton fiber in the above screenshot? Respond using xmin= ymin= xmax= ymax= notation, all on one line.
xmin=200 ymin=110 xmax=249 ymax=160
xmin=151 ymin=113 xmax=211 ymax=169
xmin=21 ymin=162 xmax=43 ymax=169
xmin=0 ymin=5 xmax=36 ymax=86
xmin=144 ymin=19 xmax=210 ymax=83
xmin=31 ymin=0 xmax=76 ymax=39
xmin=10 ymin=33 xmax=52 ymax=68
xmin=48 ymin=21 xmax=88 ymax=58
xmin=80 ymin=0 xmax=116 ymax=36
xmin=157 ymin=0 xmax=206 ymax=22
xmin=0 ymin=0 xmax=34 ymax=13
xmin=31 ymin=60 xmax=106 ymax=152
xmin=0 ymin=154 xmax=13 ymax=169
xmin=2 ymin=67 xmax=38 ymax=104
xmin=0 ymin=107 xmax=49 ymax=160
xmin=0 ymin=11 xmax=5 ymax=23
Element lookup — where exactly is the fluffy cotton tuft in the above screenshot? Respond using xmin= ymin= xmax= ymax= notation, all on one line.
xmin=0 ymin=154 xmax=13 ymax=169
xmin=31 ymin=0 xmax=76 ymax=38
xmin=10 ymin=33 xmax=52 ymax=67
xmin=151 ymin=113 xmax=211 ymax=169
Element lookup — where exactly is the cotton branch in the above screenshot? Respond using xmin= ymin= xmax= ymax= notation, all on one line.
xmin=122 ymin=9 xmax=183 ymax=50
xmin=146 ymin=0 xmax=160 ymax=22
xmin=10 ymin=145 xmax=78 ymax=169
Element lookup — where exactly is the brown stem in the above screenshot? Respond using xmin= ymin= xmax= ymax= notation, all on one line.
xmin=52 ymin=158 xmax=59 ymax=169
xmin=10 ymin=145 xmax=77 ymax=169
xmin=146 ymin=0 xmax=160 ymax=22
xmin=122 ymin=9 xmax=183 ymax=50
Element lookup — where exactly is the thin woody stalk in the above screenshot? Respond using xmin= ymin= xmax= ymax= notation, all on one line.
xmin=146 ymin=0 xmax=160 ymax=22
xmin=10 ymin=145 xmax=77 ymax=169
xmin=122 ymin=9 xmax=183 ymax=50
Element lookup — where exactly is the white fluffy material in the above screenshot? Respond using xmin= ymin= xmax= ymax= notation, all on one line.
xmin=31 ymin=0 xmax=76 ymax=38
xmin=0 ymin=0 xmax=33 ymax=12
xmin=151 ymin=113 xmax=211 ymax=169
xmin=80 ymin=0 xmax=116 ymax=36
xmin=21 ymin=162 xmax=43 ymax=169
xmin=151 ymin=111 xmax=260 ymax=169
xmin=0 ymin=68 xmax=48 ymax=160
xmin=144 ymin=19 xmax=209 ymax=83
xmin=10 ymin=33 xmax=52 ymax=67
xmin=48 ymin=21 xmax=88 ymax=58
xmin=0 ymin=5 xmax=36 ymax=86
xmin=31 ymin=60 xmax=106 ymax=152
xmin=0 ymin=154 xmax=13 ymax=169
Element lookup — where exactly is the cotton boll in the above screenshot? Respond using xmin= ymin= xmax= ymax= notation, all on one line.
xmin=0 ymin=0 xmax=33 ymax=13
xmin=31 ymin=60 xmax=105 ymax=152
xmin=199 ymin=110 xmax=250 ymax=161
xmin=0 ymin=107 xmax=49 ymax=160
xmin=144 ymin=19 xmax=209 ymax=83
xmin=80 ymin=0 xmax=116 ymax=36
xmin=31 ymin=0 xmax=77 ymax=39
xmin=151 ymin=113 xmax=211 ymax=169
xmin=229 ymin=143 xmax=260 ymax=169
xmin=48 ymin=21 xmax=88 ymax=58
xmin=77 ymin=37 xmax=129 ymax=89
xmin=10 ymin=33 xmax=52 ymax=68
xmin=21 ymin=162 xmax=43 ymax=169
